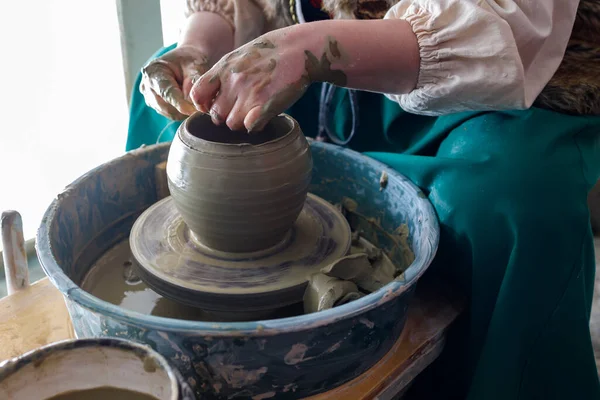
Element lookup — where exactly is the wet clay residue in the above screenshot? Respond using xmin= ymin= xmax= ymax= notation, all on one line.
xmin=304 ymin=36 xmax=348 ymax=87
xmin=379 ymin=171 xmax=388 ymax=191
xmin=303 ymin=273 xmax=362 ymax=314
xmin=252 ymin=40 xmax=276 ymax=49
xmin=143 ymin=356 xmax=158 ymax=373
xmin=252 ymin=36 xmax=348 ymax=132
xmin=199 ymin=34 xmax=348 ymax=132
xmin=341 ymin=197 xmax=414 ymax=269
xmin=204 ymin=39 xmax=280 ymax=128
xmin=140 ymin=47 xmax=211 ymax=120
xmin=321 ymin=253 xmax=394 ymax=293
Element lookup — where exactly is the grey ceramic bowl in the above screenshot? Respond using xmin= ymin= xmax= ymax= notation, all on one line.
xmin=0 ymin=338 xmax=195 ymax=400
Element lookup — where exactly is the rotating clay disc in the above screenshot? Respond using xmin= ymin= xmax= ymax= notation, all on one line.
xmin=130 ymin=193 xmax=351 ymax=315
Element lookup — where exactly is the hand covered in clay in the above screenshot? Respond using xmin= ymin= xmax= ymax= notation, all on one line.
xmin=190 ymin=31 xmax=347 ymax=132
xmin=140 ymin=45 xmax=211 ymax=120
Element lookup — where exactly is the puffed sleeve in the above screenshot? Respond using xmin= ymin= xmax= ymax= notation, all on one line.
xmin=186 ymin=0 xmax=293 ymax=48
xmin=384 ymin=0 xmax=581 ymax=116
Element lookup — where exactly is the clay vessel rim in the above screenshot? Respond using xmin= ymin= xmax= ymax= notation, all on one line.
xmin=180 ymin=113 xmax=297 ymax=152
xmin=0 ymin=337 xmax=183 ymax=400
xmin=37 ymin=141 xmax=440 ymax=336
xmin=177 ymin=133 xmax=307 ymax=158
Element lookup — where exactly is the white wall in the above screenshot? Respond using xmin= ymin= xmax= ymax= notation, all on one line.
xmin=160 ymin=0 xmax=186 ymax=46
xmin=0 ymin=1 xmax=129 ymax=244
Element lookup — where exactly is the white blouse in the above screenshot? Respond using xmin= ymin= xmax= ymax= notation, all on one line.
xmin=186 ymin=0 xmax=580 ymax=116
xmin=384 ymin=0 xmax=580 ymax=115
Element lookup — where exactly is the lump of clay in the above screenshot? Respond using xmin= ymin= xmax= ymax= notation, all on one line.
xmin=321 ymin=253 xmax=395 ymax=293
xmin=303 ymin=273 xmax=364 ymax=314
xmin=350 ymin=233 xmax=384 ymax=261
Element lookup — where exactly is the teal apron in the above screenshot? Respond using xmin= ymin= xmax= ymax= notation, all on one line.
xmin=126 ymin=44 xmax=600 ymax=399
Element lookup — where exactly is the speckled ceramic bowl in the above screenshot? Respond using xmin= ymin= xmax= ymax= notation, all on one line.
xmin=0 ymin=338 xmax=195 ymax=400
xmin=37 ymin=140 xmax=439 ymax=400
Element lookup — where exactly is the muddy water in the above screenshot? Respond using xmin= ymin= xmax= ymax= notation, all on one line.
xmin=46 ymin=387 xmax=158 ymax=400
xmin=81 ymin=240 xmax=212 ymax=321
xmin=80 ymin=239 xmax=303 ymax=321
xmin=80 ymin=202 xmax=410 ymax=322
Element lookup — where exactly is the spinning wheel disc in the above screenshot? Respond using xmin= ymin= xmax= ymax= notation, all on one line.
xmin=130 ymin=193 xmax=351 ymax=314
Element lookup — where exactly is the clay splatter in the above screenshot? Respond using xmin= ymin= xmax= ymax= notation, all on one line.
xmin=210 ymin=355 xmax=268 ymax=388
xmin=284 ymin=343 xmax=310 ymax=365
xmin=251 ymin=36 xmax=348 ymax=132
xmin=359 ymin=318 xmax=375 ymax=329
xmin=252 ymin=392 xmax=276 ymax=400
xmin=380 ymin=171 xmax=388 ymax=191
xmin=143 ymin=356 xmax=158 ymax=373
xmin=253 ymin=39 xmax=276 ymax=49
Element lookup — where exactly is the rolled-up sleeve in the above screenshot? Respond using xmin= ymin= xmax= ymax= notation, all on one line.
xmin=384 ymin=0 xmax=580 ymax=116
xmin=186 ymin=0 xmax=292 ymax=48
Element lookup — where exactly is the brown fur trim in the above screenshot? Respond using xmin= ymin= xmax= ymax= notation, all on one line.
xmin=321 ymin=0 xmax=357 ymax=19
xmin=257 ymin=0 xmax=294 ymax=29
xmin=535 ymin=0 xmax=600 ymax=115
xmin=570 ymin=0 xmax=600 ymax=44
xmin=535 ymin=40 xmax=600 ymax=115
xmin=354 ymin=0 xmax=397 ymax=19
xmin=321 ymin=0 xmax=397 ymax=19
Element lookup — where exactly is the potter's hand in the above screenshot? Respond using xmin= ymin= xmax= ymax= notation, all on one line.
xmin=140 ymin=45 xmax=211 ymax=120
xmin=190 ymin=32 xmax=328 ymax=132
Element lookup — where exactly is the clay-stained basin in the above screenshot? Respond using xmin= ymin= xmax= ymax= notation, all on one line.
xmin=36 ymin=141 xmax=439 ymax=400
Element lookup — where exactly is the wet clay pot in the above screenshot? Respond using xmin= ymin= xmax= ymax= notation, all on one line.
xmin=0 ymin=338 xmax=195 ymax=400
xmin=166 ymin=112 xmax=312 ymax=253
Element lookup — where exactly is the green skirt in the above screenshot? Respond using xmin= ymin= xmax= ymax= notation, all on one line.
xmin=127 ymin=45 xmax=600 ymax=399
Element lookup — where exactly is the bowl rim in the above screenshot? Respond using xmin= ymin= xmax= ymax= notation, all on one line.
xmin=0 ymin=337 xmax=184 ymax=400
xmin=36 ymin=141 xmax=440 ymax=336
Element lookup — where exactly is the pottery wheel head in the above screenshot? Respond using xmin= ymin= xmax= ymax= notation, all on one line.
xmin=129 ymin=193 xmax=351 ymax=314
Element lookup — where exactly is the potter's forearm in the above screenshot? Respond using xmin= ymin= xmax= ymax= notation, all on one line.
xmin=189 ymin=18 xmax=419 ymax=131
xmin=178 ymin=12 xmax=234 ymax=62
xmin=282 ymin=20 xmax=420 ymax=94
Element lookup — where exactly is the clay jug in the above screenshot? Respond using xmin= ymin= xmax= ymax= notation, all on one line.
xmin=166 ymin=112 xmax=312 ymax=253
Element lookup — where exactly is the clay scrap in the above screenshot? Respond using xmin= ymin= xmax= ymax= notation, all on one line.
xmin=303 ymin=273 xmax=363 ymax=314
xmin=303 ymin=230 xmax=398 ymax=314
xmin=321 ymin=253 xmax=394 ymax=293
xmin=303 ymin=198 xmax=412 ymax=314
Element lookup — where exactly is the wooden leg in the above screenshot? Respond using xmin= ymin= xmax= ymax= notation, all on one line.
xmin=1 ymin=211 xmax=30 ymax=295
